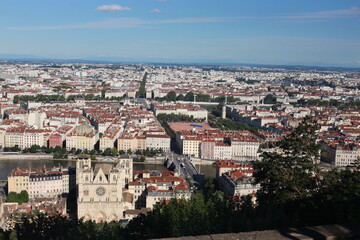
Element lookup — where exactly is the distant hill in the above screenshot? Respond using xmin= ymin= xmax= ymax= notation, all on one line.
xmin=0 ymin=53 xmax=359 ymax=72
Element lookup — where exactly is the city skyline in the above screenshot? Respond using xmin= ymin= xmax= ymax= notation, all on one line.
xmin=0 ymin=0 xmax=360 ymax=67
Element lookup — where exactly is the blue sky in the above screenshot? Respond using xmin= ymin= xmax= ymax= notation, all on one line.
xmin=0 ymin=0 xmax=360 ymax=67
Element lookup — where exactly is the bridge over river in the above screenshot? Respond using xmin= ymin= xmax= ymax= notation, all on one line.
xmin=164 ymin=153 xmax=205 ymax=189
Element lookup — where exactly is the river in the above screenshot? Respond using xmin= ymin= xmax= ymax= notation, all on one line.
xmin=0 ymin=160 xmax=168 ymax=180
xmin=195 ymin=164 xmax=216 ymax=178
xmin=0 ymin=160 xmax=216 ymax=180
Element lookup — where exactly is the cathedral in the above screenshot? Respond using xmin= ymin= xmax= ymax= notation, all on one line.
xmin=76 ymin=155 xmax=134 ymax=222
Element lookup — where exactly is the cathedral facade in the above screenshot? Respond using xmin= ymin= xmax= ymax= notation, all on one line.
xmin=76 ymin=155 xmax=133 ymax=222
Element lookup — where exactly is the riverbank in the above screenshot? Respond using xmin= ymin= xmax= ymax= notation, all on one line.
xmin=0 ymin=157 xmax=216 ymax=180
xmin=0 ymin=154 xmax=53 ymax=161
xmin=0 ymin=159 xmax=169 ymax=180
xmin=135 ymin=161 xmax=162 ymax=165
xmin=0 ymin=154 xmax=215 ymax=165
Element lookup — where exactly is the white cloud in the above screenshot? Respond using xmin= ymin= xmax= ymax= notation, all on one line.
xmin=159 ymin=16 xmax=251 ymax=24
xmin=9 ymin=16 xmax=250 ymax=30
xmin=96 ymin=4 xmax=131 ymax=12
xmin=151 ymin=9 xmax=161 ymax=14
xmin=12 ymin=6 xmax=360 ymax=31
xmin=277 ymin=6 xmax=360 ymax=19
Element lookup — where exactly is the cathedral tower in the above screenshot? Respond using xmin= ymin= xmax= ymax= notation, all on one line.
xmin=76 ymin=155 xmax=133 ymax=222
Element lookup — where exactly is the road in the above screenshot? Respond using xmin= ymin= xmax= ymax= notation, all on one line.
xmin=165 ymin=153 xmax=204 ymax=188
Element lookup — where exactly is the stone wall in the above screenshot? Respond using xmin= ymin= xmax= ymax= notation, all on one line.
xmin=152 ymin=223 xmax=360 ymax=240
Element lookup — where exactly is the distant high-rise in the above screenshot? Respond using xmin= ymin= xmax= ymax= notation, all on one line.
xmin=222 ymin=95 xmax=227 ymax=119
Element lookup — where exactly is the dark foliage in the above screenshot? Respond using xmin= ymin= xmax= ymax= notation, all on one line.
xmin=136 ymin=72 xmax=148 ymax=98
xmin=304 ymin=99 xmax=360 ymax=110
xmin=6 ymin=191 xmax=29 ymax=205
xmin=208 ymin=114 xmax=257 ymax=133
xmin=263 ymin=94 xmax=277 ymax=104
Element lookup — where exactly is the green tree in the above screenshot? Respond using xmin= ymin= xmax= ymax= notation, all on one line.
xmin=263 ymin=94 xmax=277 ymax=104
xmin=89 ymin=149 xmax=97 ymax=155
xmin=316 ymin=160 xmax=360 ymax=224
xmin=84 ymin=94 xmax=95 ymax=100
xmin=9 ymin=231 xmax=17 ymax=240
xmin=165 ymin=91 xmax=177 ymax=102
xmin=111 ymin=147 xmax=118 ymax=156
xmin=54 ymin=146 xmax=63 ymax=153
xmin=53 ymin=152 xmax=60 ymax=159
xmin=196 ymin=94 xmax=211 ymax=102
xmin=4 ymin=146 xmax=21 ymax=152
xmin=75 ymin=149 xmax=82 ymax=155
xmin=136 ymin=72 xmax=147 ymax=98
xmin=184 ymin=92 xmax=194 ymax=101
xmin=176 ymin=94 xmax=185 ymax=101
xmin=7 ymin=191 xmax=29 ymax=204
xmin=19 ymin=191 xmax=29 ymax=204
xmin=254 ymin=117 xmax=321 ymax=205
xmin=102 ymin=148 xmax=111 ymax=156
xmin=29 ymin=145 xmax=41 ymax=153
xmin=202 ymin=177 xmax=216 ymax=200
xmin=0 ymin=230 xmax=6 ymax=240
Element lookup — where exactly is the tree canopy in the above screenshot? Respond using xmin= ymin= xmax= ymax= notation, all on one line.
xmin=165 ymin=91 xmax=177 ymax=101
xmin=263 ymin=94 xmax=277 ymax=104
xmin=254 ymin=117 xmax=321 ymax=205
xmin=136 ymin=72 xmax=147 ymax=98
xmin=6 ymin=191 xmax=29 ymax=204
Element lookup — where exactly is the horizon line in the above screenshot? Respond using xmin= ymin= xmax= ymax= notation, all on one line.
xmin=0 ymin=55 xmax=360 ymax=70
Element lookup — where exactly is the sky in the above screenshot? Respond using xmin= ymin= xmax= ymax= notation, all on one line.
xmin=0 ymin=0 xmax=360 ymax=67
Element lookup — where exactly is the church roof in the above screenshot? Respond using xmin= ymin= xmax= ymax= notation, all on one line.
xmin=94 ymin=163 xmax=113 ymax=175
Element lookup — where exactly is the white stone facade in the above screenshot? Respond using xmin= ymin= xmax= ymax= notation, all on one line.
xmin=76 ymin=155 xmax=133 ymax=222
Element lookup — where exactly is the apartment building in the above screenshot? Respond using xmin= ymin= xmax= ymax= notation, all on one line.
xmin=152 ymin=102 xmax=208 ymax=121
xmin=178 ymin=129 xmax=260 ymax=160
xmin=145 ymin=134 xmax=171 ymax=152
xmin=214 ymin=142 xmax=232 ymax=160
xmin=182 ymin=136 xmax=202 ymax=158
xmin=128 ymin=170 xmax=190 ymax=210
xmin=231 ymin=137 xmax=260 ymax=161
xmin=322 ymin=142 xmax=360 ymax=167
xmin=66 ymin=123 xmax=98 ymax=150
xmin=99 ymin=126 xmax=122 ymax=151
xmin=48 ymin=134 xmax=63 ymax=147
xmin=0 ymin=128 xmax=5 ymax=148
xmin=23 ymin=129 xmax=50 ymax=148
xmin=7 ymin=166 xmax=75 ymax=199
xmin=117 ymin=136 xmax=141 ymax=152
xmin=219 ymin=171 xmax=260 ymax=197
xmin=118 ymin=134 xmax=170 ymax=152
xmin=215 ymin=160 xmax=260 ymax=197
xmin=5 ymin=126 xmax=26 ymax=149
